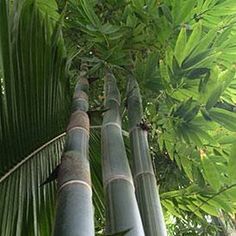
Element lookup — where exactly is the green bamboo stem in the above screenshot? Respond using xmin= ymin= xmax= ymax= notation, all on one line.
xmin=101 ymin=73 xmax=145 ymax=236
xmin=53 ymin=71 xmax=94 ymax=236
xmin=127 ymin=78 xmax=167 ymax=236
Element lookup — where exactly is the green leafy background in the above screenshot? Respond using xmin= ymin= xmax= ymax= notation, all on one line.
xmin=1 ymin=0 xmax=236 ymax=235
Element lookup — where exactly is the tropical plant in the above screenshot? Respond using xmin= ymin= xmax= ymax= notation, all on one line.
xmin=1 ymin=0 xmax=236 ymax=235
xmin=0 ymin=0 xmax=71 ymax=235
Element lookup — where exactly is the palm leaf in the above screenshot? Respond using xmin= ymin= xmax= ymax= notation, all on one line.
xmin=0 ymin=135 xmax=64 ymax=235
xmin=0 ymin=129 xmax=105 ymax=235
xmin=0 ymin=3 xmax=106 ymax=229
xmin=0 ymin=0 xmax=71 ymax=176
xmin=0 ymin=0 xmax=71 ymax=235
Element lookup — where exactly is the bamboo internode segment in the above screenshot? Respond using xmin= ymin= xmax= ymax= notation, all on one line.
xmin=67 ymin=110 xmax=90 ymax=132
xmin=104 ymin=73 xmax=121 ymax=105
xmin=54 ymin=73 xmax=94 ymax=236
xmin=127 ymin=78 xmax=167 ymax=236
xmin=54 ymin=184 xmax=94 ymax=236
xmin=102 ymin=73 xmax=145 ymax=236
xmin=64 ymin=128 xmax=89 ymax=152
xmin=102 ymin=125 xmax=133 ymax=185
xmin=73 ymin=90 xmax=88 ymax=100
xmin=74 ymin=77 xmax=89 ymax=93
xmin=72 ymin=90 xmax=89 ymax=112
xmin=58 ymin=150 xmax=91 ymax=187
xmin=130 ymin=129 xmax=154 ymax=175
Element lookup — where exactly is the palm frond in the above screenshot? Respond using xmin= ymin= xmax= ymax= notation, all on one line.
xmin=0 ymin=135 xmax=64 ymax=236
xmin=0 ymin=128 xmax=106 ymax=235
xmin=0 ymin=0 xmax=71 ymax=235
xmin=0 ymin=0 xmax=71 ymax=177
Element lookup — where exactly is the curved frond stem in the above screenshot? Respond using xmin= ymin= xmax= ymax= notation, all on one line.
xmin=0 ymin=133 xmax=66 ymax=183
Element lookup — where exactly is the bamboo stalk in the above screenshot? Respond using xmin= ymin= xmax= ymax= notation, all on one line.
xmin=127 ymin=77 xmax=167 ymax=236
xmin=101 ymin=72 xmax=144 ymax=236
xmin=53 ymin=70 xmax=94 ymax=236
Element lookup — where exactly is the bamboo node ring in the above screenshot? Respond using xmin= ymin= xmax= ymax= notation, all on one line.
xmin=58 ymin=180 xmax=92 ymax=193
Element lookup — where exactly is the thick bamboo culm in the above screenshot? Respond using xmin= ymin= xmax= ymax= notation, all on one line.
xmin=101 ymin=73 xmax=145 ymax=235
xmin=127 ymin=78 xmax=167 ymax=236
xmin=53 ymin=70 xmax=94 ymax=236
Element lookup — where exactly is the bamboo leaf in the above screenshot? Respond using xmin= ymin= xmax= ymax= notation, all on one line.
xmin=220 ymin=67 xmax=236 ymax=90
xmin=218 ymin=135 xmax=236 ymax=145
xmin=209 ymin=108 xmax=236 ymax=131
xmin=180 ymin=155 xmax=193 ymax=180
xmin=80 ymin=0 xmax=101 ymax=27
xmin=205 ymin=84 xmax=223 ymax=110
xmin=182 ymin=50 xmax=212 ymax=70
xmin=186 ymin=127 xmax=203 ymax=147
xmin=159 ymin=4 xmax=172 ymax=23
xmin=162 ymin=200 xmax=181 ymax=218
xmin=201 ymin=155 xmax=221 ymax=191
xmin=209 ymin=197 xmax=232 ymax=213
xmin=198 ymin=201 xmax=219 ymax=216
xmin=184 ymin=23 xmax=202 ymax=59
xmin=186 ymin=67 xmax=210 ymax=79
xmin=175 ymin=0 xmax=196 ymax=24
xmin=174 ymin=27 xmax=187 ymax=65
xmin=201 ymin=108 xmax=212 ymax=121
xmin=191 ymin=28 xmax=218 ymax=56
xmin=183 ymin=104 xmax=200 ymax=122
xmin=228 ymin=144 xmax=236 ymax=182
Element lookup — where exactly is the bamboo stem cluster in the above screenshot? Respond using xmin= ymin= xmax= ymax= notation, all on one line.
xmin=54 ymin=72 xmax=166 ymax=236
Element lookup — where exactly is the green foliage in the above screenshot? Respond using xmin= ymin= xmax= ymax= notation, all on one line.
xmin=2 ymin=0 xmax=236 ymax=235
xmin=0 ymin=0 xmax=71 ymax=176
xmin=0 ymin=0 xmax=71 ymax=235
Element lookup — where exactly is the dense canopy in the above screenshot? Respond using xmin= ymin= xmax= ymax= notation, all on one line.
xmin=1 ymin=0 xmax=236 ymax=235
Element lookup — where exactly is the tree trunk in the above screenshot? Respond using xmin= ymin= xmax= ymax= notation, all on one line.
xmin=127 ymin=77 xmax=167 ymax=236
xmin=53 ymin=71 xmax=94 ymax=236
xmin=101 ymin=72 xmax=145 ymax=236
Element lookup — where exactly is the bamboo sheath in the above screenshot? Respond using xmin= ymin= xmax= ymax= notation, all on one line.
xmin=101 ymin=73 xmax=145 ymax=235
xmin=53 ymin=73 xmax=94 ymax=236
xmin=127 ymin=78 xmax=167 ymax=236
